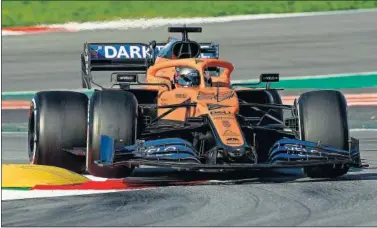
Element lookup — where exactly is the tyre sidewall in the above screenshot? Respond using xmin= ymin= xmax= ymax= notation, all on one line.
xmin=28 ymin=91 xmax=88 ymax=173
xmin=28 ymin=97 xmax=39 ymax=164
xmin=87 ymin=91 xmax=138 ymax=178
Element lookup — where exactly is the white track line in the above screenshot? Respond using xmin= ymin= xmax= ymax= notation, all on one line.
xmin=2 ymin=31 xmax=27 ymax=36
xmin=350 ymin=129 xmax=377 ymax=132
xmin=1 ymin=189 xmax=148 ymax=201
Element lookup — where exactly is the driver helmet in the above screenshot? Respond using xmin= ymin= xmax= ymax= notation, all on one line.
xmin=174 ymin=67 xmax=200 ymax=87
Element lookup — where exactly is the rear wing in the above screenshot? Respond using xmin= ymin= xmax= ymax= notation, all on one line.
xmin=81 ymin=42 xmax=220 ymax=89
xmin=82 ymin=42 xmax=151 ymax=72
xmin=81 ymin=42 xmax=154 ymax=88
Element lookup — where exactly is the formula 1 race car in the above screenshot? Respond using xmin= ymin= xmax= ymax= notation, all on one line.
xmin=28 ymin=26 xmax=363 ymax=179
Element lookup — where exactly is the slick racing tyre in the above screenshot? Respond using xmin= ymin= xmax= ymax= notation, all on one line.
xmin=28 ymin=91 xmax=88 ymax=173
xmin=87 ymin=90 xmax=138 ymax=178
xmin=297 ymin=90 xmax=350 ymax=178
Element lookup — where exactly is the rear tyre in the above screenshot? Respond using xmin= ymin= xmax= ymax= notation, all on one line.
xmin=28 ymin=91 xmax=88 ymax=173
xmin=87 ymin=90 xmax=138 ymax=178
xmin=297 ymin=90 xmax=350 ymax=178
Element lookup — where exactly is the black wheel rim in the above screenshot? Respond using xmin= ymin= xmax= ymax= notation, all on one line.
xmin=28 ymin=105 xmax=36 ymax=162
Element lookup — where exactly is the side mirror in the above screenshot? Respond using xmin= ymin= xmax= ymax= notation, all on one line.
xmin=260 ymin=73 xmax=279 ymax=89
xmin=260 ymin=73 xmax=279 ymax=82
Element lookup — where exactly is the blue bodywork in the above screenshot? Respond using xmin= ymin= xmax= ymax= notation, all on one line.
xmin=96 ymin=135 xmax=361 ymax=171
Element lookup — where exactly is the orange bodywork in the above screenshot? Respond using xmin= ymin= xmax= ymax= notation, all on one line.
xmin=142 ymin=58 xmax=245 ymax=147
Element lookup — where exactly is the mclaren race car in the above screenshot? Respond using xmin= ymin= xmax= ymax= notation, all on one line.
xmin=28 ymin=26 xmax=363 ymax=179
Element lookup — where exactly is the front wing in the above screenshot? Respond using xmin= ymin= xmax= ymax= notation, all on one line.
xmin=95 ymin=136 xmax=363 ymax=172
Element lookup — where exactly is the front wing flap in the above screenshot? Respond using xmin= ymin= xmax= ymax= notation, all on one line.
xmin=96 ymin=136 xmax=202 ymax=167
xmin=95 ymin=135 xmax=363 ymax=172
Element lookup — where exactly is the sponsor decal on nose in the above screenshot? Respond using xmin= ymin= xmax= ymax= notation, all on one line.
xmin=222 ymin=120 xmax=231 ymax=128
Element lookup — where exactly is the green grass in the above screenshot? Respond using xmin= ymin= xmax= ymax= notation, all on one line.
xmin=2 ymin=1 xmax=377 ymax=27
xmin=2 ymin=187 xmax=31 ymax=191
xmin=2 ymin=123 xmax=28 ymax=132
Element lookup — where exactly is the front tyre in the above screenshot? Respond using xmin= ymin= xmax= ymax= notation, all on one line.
xmin=297 ymin=90 xmax=350 ymax=178
xmin=87 ymin=90 xmax=138 ymax=178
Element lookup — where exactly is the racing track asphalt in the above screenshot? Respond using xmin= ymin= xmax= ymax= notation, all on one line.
xmin=2 ymin=131 xmax=377 ymax=226
xmin=2 ymin=9 xmax=377 ymax=92
xmin=2 ymin=10 xmax=377 ymax=226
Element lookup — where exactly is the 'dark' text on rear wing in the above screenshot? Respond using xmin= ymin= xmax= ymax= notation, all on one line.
xmin=81 ymin=42 xmax=219 ymax=89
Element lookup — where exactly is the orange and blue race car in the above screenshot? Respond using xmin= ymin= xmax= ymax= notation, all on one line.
xmin=28 ymin=26 xmax=365 ymax=179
